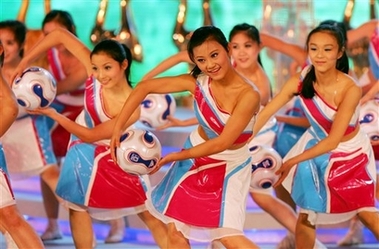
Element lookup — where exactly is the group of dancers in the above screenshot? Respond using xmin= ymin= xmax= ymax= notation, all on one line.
xmin=0 ymin=6 xmax=378 ymax=249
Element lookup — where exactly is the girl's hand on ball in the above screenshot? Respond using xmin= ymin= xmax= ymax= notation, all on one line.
xmin=110 ymin=132 xmax=121 ymax=163
xmin=156 ymin=116 xmax=181 ymax=130
xmin=149 ymin=153 xmax=177 ymax=174
xmin=27 ymin=107 xmax=56 ymax=116
xmin=273 ymin=159 xmax=295 ymax=188
xmin=11 ymin=61 xmax=29 ymax=86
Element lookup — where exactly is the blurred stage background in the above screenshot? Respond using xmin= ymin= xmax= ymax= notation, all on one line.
xmin=0 ymin=0 xmax=377 ymax=87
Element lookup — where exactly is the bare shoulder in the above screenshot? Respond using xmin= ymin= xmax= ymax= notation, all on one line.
xmin=341 ymin=73 xmax=360 ymax=88
xmin=240 ymin=81 xmax=261 ymax=109
xmin=340 ymin=73 xmax=362 ymax=96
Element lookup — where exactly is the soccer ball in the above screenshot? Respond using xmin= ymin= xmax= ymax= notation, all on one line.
xmin=359 ymin=99 xmax=379 ymax=142
xmin=249 ymin=145 xmax=282 ymax=189
xmin=139 ymin=94 xmax=176 ymax=128
xmin=12 ymin=67 xmax=57 ymax=110
xmin=116 ymin=129 xmax=162 ymax=175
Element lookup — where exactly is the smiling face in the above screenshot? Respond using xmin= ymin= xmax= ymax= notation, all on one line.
xmin=229 ymin=32 xmax=261 ymax=70
xmin=307 ymin=31 xmax=343 ymax=73
xmin=91 ymin=52 xmax=127 ymax=89
xmin=192 ymin=39 xmax=231 ymax=80
xmin=0 ymin=28 xmax=22 ymax=65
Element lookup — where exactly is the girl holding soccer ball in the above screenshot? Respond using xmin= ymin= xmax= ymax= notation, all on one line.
xmin=12 ymin=28 xmax=168 ymax=249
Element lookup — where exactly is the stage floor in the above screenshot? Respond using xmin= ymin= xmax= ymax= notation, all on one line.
xmin=0 ymin=219 xmax=378 ymax=249
xmin=5 ymin=172 xmax=379 ymax=249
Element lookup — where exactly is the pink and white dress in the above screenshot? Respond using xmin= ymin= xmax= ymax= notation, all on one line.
xmin=147 ymin=74 xmax=257 ymax=242
xmin=55 ymin=76 xmax=149 ymax=220
xmin=283 ymin=66 xmax=377 ymax=225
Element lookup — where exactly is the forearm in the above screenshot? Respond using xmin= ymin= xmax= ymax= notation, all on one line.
xmin=142 ymin=51 xmax=191 ymax=80
xmin=275 ymin=115 xmax=310 ymax=127
xmin=261 ymin=33 xmax=306 ymax=65
xmin=47 ymin=112 xmax=92 ymax=142
xmin=22 ymin=32 xmax=63 ymax=66
xmin=171 ymin=136 xmax=229 ymax=162
xmin=180 ymin=118 xmax=198 ymax=126
xmin=287 ymin=138 xmax=337 ymax=166
xmin=23 ymin=29 xmax=88 ymax=68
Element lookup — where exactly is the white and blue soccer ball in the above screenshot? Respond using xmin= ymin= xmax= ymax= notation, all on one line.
xmin=249 ymin=145 xmax=282 ymax=189
xmin=359 ymin=99 xmax=379 ymax=143
xmin=116 ymin=129 xmax=162 ymax=175
xmin=139 ymin=94 xmax=176 ymax=128
xmin=12 ymin=67 xmax=57 ymax=110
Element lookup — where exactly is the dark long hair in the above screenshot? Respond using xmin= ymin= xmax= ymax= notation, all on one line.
xmin=301 ymin=24 xmax=349 ymax=98
xmin=42 ymin=10 xmax=77 ymax=36
xmin=0 ymin=20 xmax=27 ymax=57
xmin=187 ymin=26 xmax=229 ymax=78
xmin=229 ymin=23 xmax=264 ymax=68
xmin=90 ymin=39 xmax=133 ymax=87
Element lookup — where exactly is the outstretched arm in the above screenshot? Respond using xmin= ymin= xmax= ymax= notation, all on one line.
xmin=28 ymin=106 xmax=140 ymax=144
xmin=347 ymin=19 xmax=378 ymax=46
xmin=142 ymin=50 xmax=192 ymax=80
xmin=156 ymin=116 xmax=198 ymax=130
xmin=153 ymin=85 xmax=261 ymax=174
xmin=260 ymin=33 xmax=307 ymax=66
xmin=110 ymin=74 xmax=196 ymax=160
xmin=12 ymin=28 xmax=92 ymax=82
xmin=254 ymin=73 xmax=300 ymax=136
xmin=275 ymin=115 xmax=310 ymax=128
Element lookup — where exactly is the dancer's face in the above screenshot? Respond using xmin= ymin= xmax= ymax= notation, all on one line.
xmin=308 ymin=31 xmax=342 ymax=73
xmin=0 ymin=28 xmax=22 ymax=65
xmin=229 ymin=32 xmax=261 ymax=70
xmin=91 ymin=52 xmax=127 ymax=89
xmin=192 ymin=39 xmax=231 ymax=81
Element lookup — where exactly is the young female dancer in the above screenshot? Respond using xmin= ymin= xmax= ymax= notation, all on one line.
xmin=12 ymin=28 xmax=168 ymax=249
xmin=0 ymin=39 xmax=44 ymax=249
xmin=0 ymin=19 xmax=60 ymax=242
xmin=140 ymin=23 xmax=326 ymax=249
xmin=254 ymin=23 xmax=379 ymax=248
xmin=337 ymin=18 xmax=379 ymax=247
xmin=40 ymin=10 xmax=126 ymax=243
xmin=111 ymin=25 xmax=262 ymax=249
xmin=38 ymin=10 xmax=87 ymax=241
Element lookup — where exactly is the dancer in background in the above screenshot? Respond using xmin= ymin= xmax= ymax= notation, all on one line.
xmin=336 ymin=18 xmax=379 ymax=246
xmin=261 ymin=19 xmax=379 ymax=246
xmin=111 ymin=25 xmax=262 ymax=249
xmin=255 ymin=23 xmax=379 ymax=248
xmin=0 ymin=19 xmax=60 ymax=244
xmin=12 ymin=27 xmax=168 ymax=249
xmin=0 ymin=38 xmax=44 ymax=249
xmin=41 ymin=10 xmax=127 ymax=243
xmin=38 ymin=10 xmax=86 ymax=241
